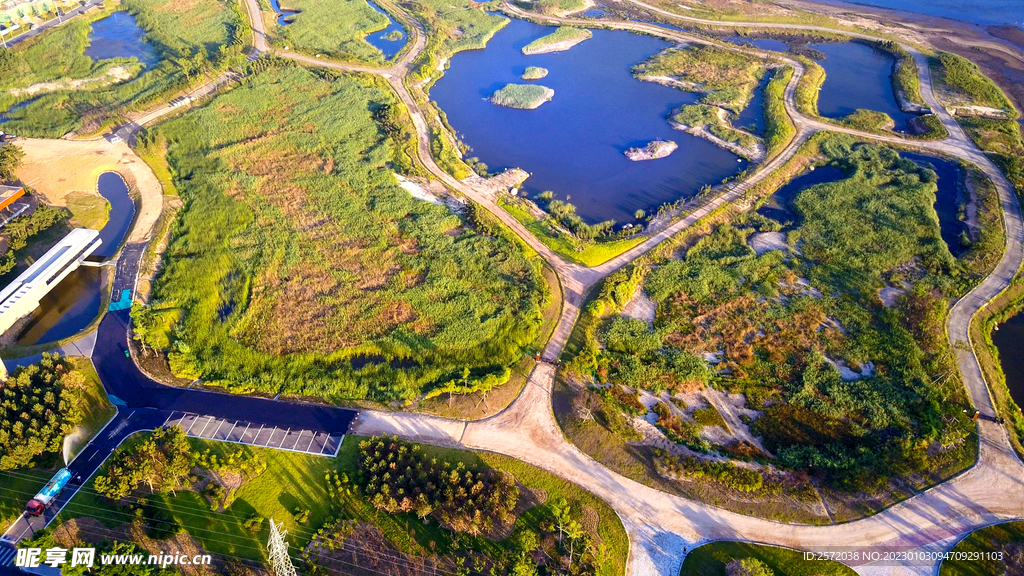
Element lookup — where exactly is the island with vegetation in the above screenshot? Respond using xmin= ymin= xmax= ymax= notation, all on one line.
xmin=522 ymin=66 xmax=549 ymax=80
xmin=490 ymin=83 xmax=555 ymax=109
xmin=522 ymin=26 xmax=592 ymax=54
xmin=624 ymin=139 xmax=677 ymax=161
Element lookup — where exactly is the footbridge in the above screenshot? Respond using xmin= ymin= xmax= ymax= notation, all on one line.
xmin=0 ymin=228 xmax=101 ymax=336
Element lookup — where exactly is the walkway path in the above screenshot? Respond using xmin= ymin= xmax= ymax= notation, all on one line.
xmin=257 ymin=2 xmax=1024 ymax=574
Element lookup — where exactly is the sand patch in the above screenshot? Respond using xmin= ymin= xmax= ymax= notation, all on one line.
xmin=13 ymin=137 xmax=163 ymax=244
xmin=9 ymin=66 xmax=135 ymax=97
xmin=748 ymin=231 xmax=789 ymax=255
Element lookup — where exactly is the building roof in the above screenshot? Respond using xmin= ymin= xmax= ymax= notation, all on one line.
xmin=0 ymin=228 xmax=101 ymax=315
xmin=0 ymin=185 xmax=25 ymax=212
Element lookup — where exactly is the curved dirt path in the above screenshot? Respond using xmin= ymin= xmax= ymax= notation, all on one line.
xmin=246 ymin=1 xmax=1024 ymax=574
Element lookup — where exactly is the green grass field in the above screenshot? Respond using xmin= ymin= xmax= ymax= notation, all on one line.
xmin=680 ymin=542 xmax=856 ymax=576
xmin=633 ymin=44 xmax=763 ymax=112
xmin=940 ymin=522 xmax=1024 ymax=576
xmin=143 ymin=65 xmax=545 ymax=403
xmin=272 ymin=0 xmax=396 ymax=63
xmin=64 ymin=191 xmax=111 ymax=230
xmin=53 ymin=434 xmax=627 ymax=575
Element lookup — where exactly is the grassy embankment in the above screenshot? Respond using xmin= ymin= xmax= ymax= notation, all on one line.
xmin=763 ymin=66 xmax=795 ymax=157
xmin=680 ymin=542 xmax=856 ymax=576
xmin=931 ymin=52 xmax=1018 ymax=116
xmin=0 ymin=0 xmax=248 ymax=138
xmin=939 ymin=522 xmax=1024 ymax=576
xmin=0 ymin=357 xmax=114 ymax=532
xmin=408 ymin=0 xmax=510 ymax=179
xmin=971 ymin=276 xmax=1024 ymax=460
xmin=51 ymin=434 xmax=628 ymax=575
xmin=521 ymin=26 xmax=592 ymax=54
xmin=555 ymin=133 xmax=990 ymax=523
xmin=267 ymin=0 xmax=400 ymax=64
xmin=633 ymin=44 xmax=766 ymax=151
xmin=498 ymin=198 xmax=645 ymax=267
xmin=64 ymin=191 xmax=110 ymax=230
xmin=490 ymin=83 xmax=554 ymax=109
xmin=513 ymin=0 xmax=586 ymax=16
xmin=136 ymin=64 xmax=546 ymax=407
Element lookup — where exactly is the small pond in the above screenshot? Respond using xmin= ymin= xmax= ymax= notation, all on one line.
xmin=993 ymin=313 xmax=1024 ymax=410
xmin=902 ymin=152 xmax=968 ymax=258
xmin=756 ymin=164 xmax=845 ymax=227
xmin=811 ymin=41 xmax=918 ymax=131
xmin=365 ymin=0 xmax=408 ymax=60
xmin=733 ymin=71 xmax=772 ymax=136
xmin=723 ymin=36 xmax=789 ymax=52
xmin=581 ymin=8 xmax=607 ymax=17
xmin=85 ymin=11 xmax=159 ymax=67
xmin=15 ymin=172 xmax=135 ymax=346
xmin=268 ymin=0 xmax=299 ymax=26
xmin=431 ymin=18 xmax=746 ymax=225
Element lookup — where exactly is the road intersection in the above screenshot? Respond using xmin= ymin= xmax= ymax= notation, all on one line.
xmin=3 ymin=0 xmax=1021 ymax=574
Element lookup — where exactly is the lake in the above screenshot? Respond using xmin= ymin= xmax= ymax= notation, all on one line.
xmin=992 ymin=314 xmax=1024 ymax=411
xmin=431 ymin=18 xmax=746 ymax=226
xmin=806 ymin=0 xmax=1023 ymax=28
xmin=365 ymin=0 xmax=407 ymax=60
xmin=756 ymin=164 xmax=845 ymax=227
xmin=85 ymin=11 xmax=158 ymax=67
xmin=902 ymin=152 xmax=967 ymax=257
xmin=812 ymin=41 xmax=918 ymax=131
xmin=15 ymin=172 xmax=135 ymax=346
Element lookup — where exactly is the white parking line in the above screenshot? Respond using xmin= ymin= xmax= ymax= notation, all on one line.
xmin=184 ymin=414 xmax=201 ymax=434
xmin=211 ymin=419 xmax=226 ymax=439
xmin=195 ymin=416 xmax=214 ymax=438
xmin=277 ymin=428 xmax=291 ymax=448
xmin=304 ymin=433 xmax=316 ymax=452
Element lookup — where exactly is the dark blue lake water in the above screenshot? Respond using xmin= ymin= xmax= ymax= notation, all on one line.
xmin=812 ymin=42 xmax=918 ymax=131
xmin=902 ymin=152 xmax=966 ymax=257
xmin=431 ymin=18 xmax=746 ymax=225
xmin=724 ymin=36 xmax=789 ymax=52
xmin=16 ymin=172 xmax=135 ymax=346
xmin=582 ymin=8 xmax=607 ymax=17
xmin=993 ymin=314 xmax=1024 ymax=410
xmin=267 ymin=0 xmax=298 ymax=26
xmin=365 ymin=0 xmax=407 ymax=60
xmin=85 ymin=11 xmax=158 ymax=67
xmin=756 ymin=164 xmax=845 ymax=227
xmin=734 ymin=71 xmax=771 ymax=135
xmin=807 ymin=0 xmax=1022 ymax=28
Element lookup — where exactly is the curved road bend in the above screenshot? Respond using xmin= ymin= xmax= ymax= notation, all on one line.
xmin=267 ymin=1 xmax=1024 ymax=575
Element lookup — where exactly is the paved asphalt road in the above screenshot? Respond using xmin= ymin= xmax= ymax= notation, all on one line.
xmin=1 ymin=0 xmax=103 ymax=48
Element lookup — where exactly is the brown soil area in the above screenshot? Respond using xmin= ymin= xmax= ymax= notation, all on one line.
xmin=13 ymin=138 xmax=163 ymax=244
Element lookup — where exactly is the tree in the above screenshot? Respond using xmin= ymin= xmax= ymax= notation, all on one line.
xmin=0 ymin=144 xmax=24 ymax=181
xmin=726 ymin=558 xmax=774 ymax=576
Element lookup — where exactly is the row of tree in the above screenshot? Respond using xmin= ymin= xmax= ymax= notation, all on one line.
xmin=94 ymin=427 xmax=191 ymax=499
xmin=357 ymin=436 xmax=519 ymax=536
xmin=0 ymin=354 xmax=86 ymax=470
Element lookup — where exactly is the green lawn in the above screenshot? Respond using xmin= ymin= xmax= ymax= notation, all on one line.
xmin=940 ymin=522 xmax=1024 ymax=576
xmin=680 ymin=542 xmax=856 ymax=576
xmin=64 ymin=191 xmax=111 ymax=230
xmin=499 ymin=199 xmax=644 ymax=267
xmin=55 ymin=434 xmax=628 ymax=575
xmin=272 ymin=0 xmax=395 ymax=63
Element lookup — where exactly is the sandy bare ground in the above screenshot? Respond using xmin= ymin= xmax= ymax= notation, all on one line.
xmin=15 ymin=138 xmax=163 ymax=244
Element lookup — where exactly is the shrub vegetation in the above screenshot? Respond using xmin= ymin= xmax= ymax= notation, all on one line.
xmin=521 ymin=26 xmax=592 ymax=54
xmin=490 ymin=83 xmax=553 ymax=109
xmin=272 ymin=0 xmax=400 ymax=63
xmin=138 ymin=65 xmax=545 ymax=403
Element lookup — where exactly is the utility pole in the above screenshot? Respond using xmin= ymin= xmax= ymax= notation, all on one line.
xmin=267 ymin=519 xmax=298 ymax=576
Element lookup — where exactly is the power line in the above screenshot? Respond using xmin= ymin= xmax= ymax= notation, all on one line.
xmin=268 ymin=519 xmax=298 ymax=576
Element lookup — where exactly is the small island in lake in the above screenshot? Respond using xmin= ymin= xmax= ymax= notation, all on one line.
xmin=522 ymin=66 xmax=549 ymax=80
xmin=522 ymin=27 xmax=592 ymax=55
xmin=490 ymin=83 xmax=555 ymax=109
xmin=625 ymin=140 xmax=678 ymax=161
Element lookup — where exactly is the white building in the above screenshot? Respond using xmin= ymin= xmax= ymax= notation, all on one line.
xmin=0 ymin=228 xmax=101 ymax=336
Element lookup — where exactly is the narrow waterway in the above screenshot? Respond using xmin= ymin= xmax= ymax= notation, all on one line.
xmin=756 ymin=164 xmax=845 ymax=227
xmin=14 ymin=172 xmax=135 ymax=346
xmin=992 ymin=314 xmax=1024 ymax=411
xmin=812 ymin=41 xmax=918 ymax=131
xmin=723 ymin=36 xmax=789 ymax=52
xmin=734 ymin=71 xmax=772 ymax=135
xmin=902 ymin=152 xmax=968 ymax=258
xmin=85 ymin=11 xmax=159 ymax=67
xmin=268 ymin=0 xmax=299 ymax=26
xmin=431 ymin=18 xmax=746 ymax=226
xmin=365 ymin=0 xmax=407 ymax=60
